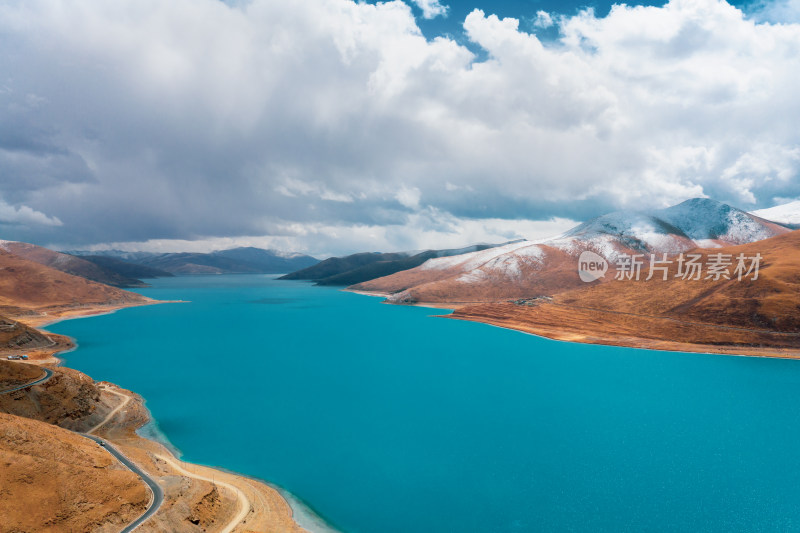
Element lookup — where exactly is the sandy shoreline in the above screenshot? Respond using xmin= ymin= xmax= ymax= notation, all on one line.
xmin=344 ymin=289 xmax=799 ymax=359
xmin=445 ymin=310 xmax=800 ymax=360
xmin=136 ymin=414 xmax=342 ymax=533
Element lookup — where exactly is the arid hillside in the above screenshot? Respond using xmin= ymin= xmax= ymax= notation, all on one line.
xmin=0 ymin=361 xmax=122 ymax=432
xmin=0 ymin=412 xmax=149 ymax=533
xmin=452 ymin=231 xmax=800 ymax=356
xmin=353 ymin=240 xmax=601 ymax=304
xmin=0 ymin=315 xmax=52 ymax=350
xmin=0 ymin=249 xmax=151 ymax=319
xmin=0 ymin=359 xmax=43 ymax=390
xmin=1 ymin=240 xmax=148 ymax=288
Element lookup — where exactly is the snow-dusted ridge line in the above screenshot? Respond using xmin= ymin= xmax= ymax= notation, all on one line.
xmin=419 ymin=240 xmax=535 ymax=272
xmin=751 ymin=200 xmax=800 ymax=226
xmin=410 ymin=198 xmax=791 ymax=286
xmin=548 ymin=198 xmax=788 ymax=256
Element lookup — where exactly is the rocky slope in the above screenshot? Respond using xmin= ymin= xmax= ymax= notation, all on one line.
xmin=0 ymin=316 xmax=52 ymax=350
xmin=0 ymin=362 xmax=120 ymax=432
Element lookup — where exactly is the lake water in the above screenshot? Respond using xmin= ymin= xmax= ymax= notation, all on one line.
xmin=48 ymin=275 xmax=800 ymax=532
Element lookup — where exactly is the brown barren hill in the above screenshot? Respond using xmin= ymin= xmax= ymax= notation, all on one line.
xmin=0 ymin=412 xmax=149 ymax=533
xmin=352 ymin=240 xmax=635 ymax=304
xmin=0 ymin=315 xmax=52 ymax=349
xmin=0 ymin=362 xmax=125 ymax=432
xmin=0 ymin=359 xmax=43 ymax=390
xmin=452 ymin=230 xmax=800 ymax=357
xmin=0 ymin=249 xmax=151 ymax=319
xmin=0 ymin=240 xmax=146 ymax=287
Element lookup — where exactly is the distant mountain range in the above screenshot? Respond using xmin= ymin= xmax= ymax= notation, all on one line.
xmin=279 ymin=244 xmax=507 ymax=286
xmin=79 ymin=256 xmax=174 ymax=281
xmin=349 ymin=198 xmax=793 ymax=304
xmin=69 ymin=247 xmax=319 ymax=276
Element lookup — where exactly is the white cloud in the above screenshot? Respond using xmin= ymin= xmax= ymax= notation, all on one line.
xmin=409 ymin=0 xmax=449 ymax=19
xmin=275 ymin=178 xmax=354 ymax=203
xmin=0 ymin=199 xmax=62 ymax=227
xmin=396 ymin=186 xmax=422 ymax=209
xmin=57 ymin=210 xmax=578 ymax=258
xmin=0 ymin=0 xmax=799 ymax=254
xmin=533 ymin=10 xmax=554 ymax=29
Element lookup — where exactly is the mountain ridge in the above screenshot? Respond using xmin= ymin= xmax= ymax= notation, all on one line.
xmin=280 ymin=243 xmax=508 ymax=286
xmin=69 ymin=247 xmax=319 ymax=276
xmin=351 ymin=198 xmax=792 ymax=304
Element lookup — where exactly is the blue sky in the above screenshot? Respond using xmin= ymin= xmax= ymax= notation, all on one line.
xmin=394 ymin=0 xmax=756 ymax=41
xmin=0 ymin=0 xmax=799 ymax=255
xmin=414 ymin=0 xmax=679 ymax=36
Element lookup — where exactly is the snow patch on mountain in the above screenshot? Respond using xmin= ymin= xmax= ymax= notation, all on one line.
xmin=456 ymin=270 xmax=489 ymax=284
xmin=555 ymin=211 xmax=693 ymax=254
xmin=545 ymin=233 xmax=631 ymax=262
xmin=751 ymin=200 xmax=800 ymax=226
xmin=420 ymin=240 xmax=532 ymax=272
xmin=480 ymin=245 xmax=545 ymax=280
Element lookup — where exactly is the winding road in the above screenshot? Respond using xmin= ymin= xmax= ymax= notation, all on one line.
xmin=83 ymin=434 xmax=165 ymax=533
xmin=85 ymin=387 xmax=166 ymax=532
xmin=2 ymin=366 xmax=252 ymax=532
xmin=0 ymin=367 xmax=54 ymax=395
xmin=0 ymin=366 xmax=165 ymax=531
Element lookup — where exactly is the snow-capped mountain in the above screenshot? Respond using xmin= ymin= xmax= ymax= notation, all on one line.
xmin=751 ymin=200 xmax=800 ymax=227
xmin=557 ymin=198 xmax=788 ymax=255
xmin=351 ymin=199 xmax=792 ymax=304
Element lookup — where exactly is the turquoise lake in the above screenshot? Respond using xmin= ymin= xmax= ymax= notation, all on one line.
xmin=48 ymin=274 xmax=800 ymax=532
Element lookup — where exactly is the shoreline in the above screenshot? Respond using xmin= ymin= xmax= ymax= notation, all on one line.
xmin=10 ymin=300 xmax=316 ymax=533
xmin=342 ymin=288 xmax=458 ymax=311
xmin=444 ymin=312 xmax=800 ymax=360
xmin=342 ymin=291 xmax=799 ymax=360
xmin=135 ymin=413 xmax=343 ymax=533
